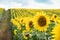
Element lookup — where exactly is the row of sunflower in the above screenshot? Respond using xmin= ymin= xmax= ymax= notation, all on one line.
xmin=0 ymin=8 xmax=5 ymax=22
xmin=10 ymin=9 xmax=60 ymax=40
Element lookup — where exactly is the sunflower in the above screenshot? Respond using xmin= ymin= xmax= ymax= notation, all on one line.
xmin=11 ymin=18 xmax=21 ymax=30
xmin=15 ymin=17 xmax=24 ymax=24
xmin=33 ymin=11 xmax=50 ymax=32
xmin=14 ymin=29 xmax=17 ymax=35
xmin=50 ymin=14 xmax=60 ymax=24
xmin=11 ymin=18 xmax=20 ymax=27
xmin=24 ymin=17 xmax=33 ymax=31
xmin=22 ymin=30 xmax=32 ymax=39
xmin=51 ymin=24 xmax=60 ymax=40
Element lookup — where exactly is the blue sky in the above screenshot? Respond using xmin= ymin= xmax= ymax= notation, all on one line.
xmin=0 ymin=0 xmax=60 ymax=10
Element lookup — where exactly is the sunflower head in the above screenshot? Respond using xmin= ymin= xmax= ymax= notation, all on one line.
xmin=50 ymin=14 xmax=60 ymax=23
xmin=24 ymin=17 xmax=33 ymax=31
xmin=24 ymin=33 xmax=32 ymax=39
xmin=11 ymin=18 xmax=20 ymax=27
xmin=51 ymin=24 xmax=60 ymax=40
xmin=33 ymin=11 xmax=50 ymax=32
xmin=15 ymin=17 xmax=24 ymax=24
xmin=52 ymin=14 xmax=57 ymax=19
xmin=22 ymin=30 xmax=32 ymax=39
xmin=14 ymin=29 xmax=17 ymax=35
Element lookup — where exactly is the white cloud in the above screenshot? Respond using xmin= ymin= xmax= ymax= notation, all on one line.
xmin=22 ymin=0 xmax=60 ymax=9
xmin=8 ymin=2 xmax=22 ymax=8
xmin=0 ymin=2 xmax=22 ymax=10
xmin=0 ymin=0 xmax=60 ymax=9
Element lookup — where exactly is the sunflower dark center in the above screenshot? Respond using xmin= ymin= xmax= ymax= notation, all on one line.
xmin=54 ymin=15 xmax=57 ymax=18
xmin=29 ymin=21 xmax=33 ymax=28
xmin=50 ymin=20 xmax=54 ymax=22
xmin=25 ymin=34 xmax=29 ymax=37
xmin=38 ymin=16 xmax=46 ymax=27
xmin=21 ymin=19 xmax=23 ymax=22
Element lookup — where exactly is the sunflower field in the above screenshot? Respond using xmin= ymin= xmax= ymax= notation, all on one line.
xmin=10 ymin=9 xmax=60 ymax=40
